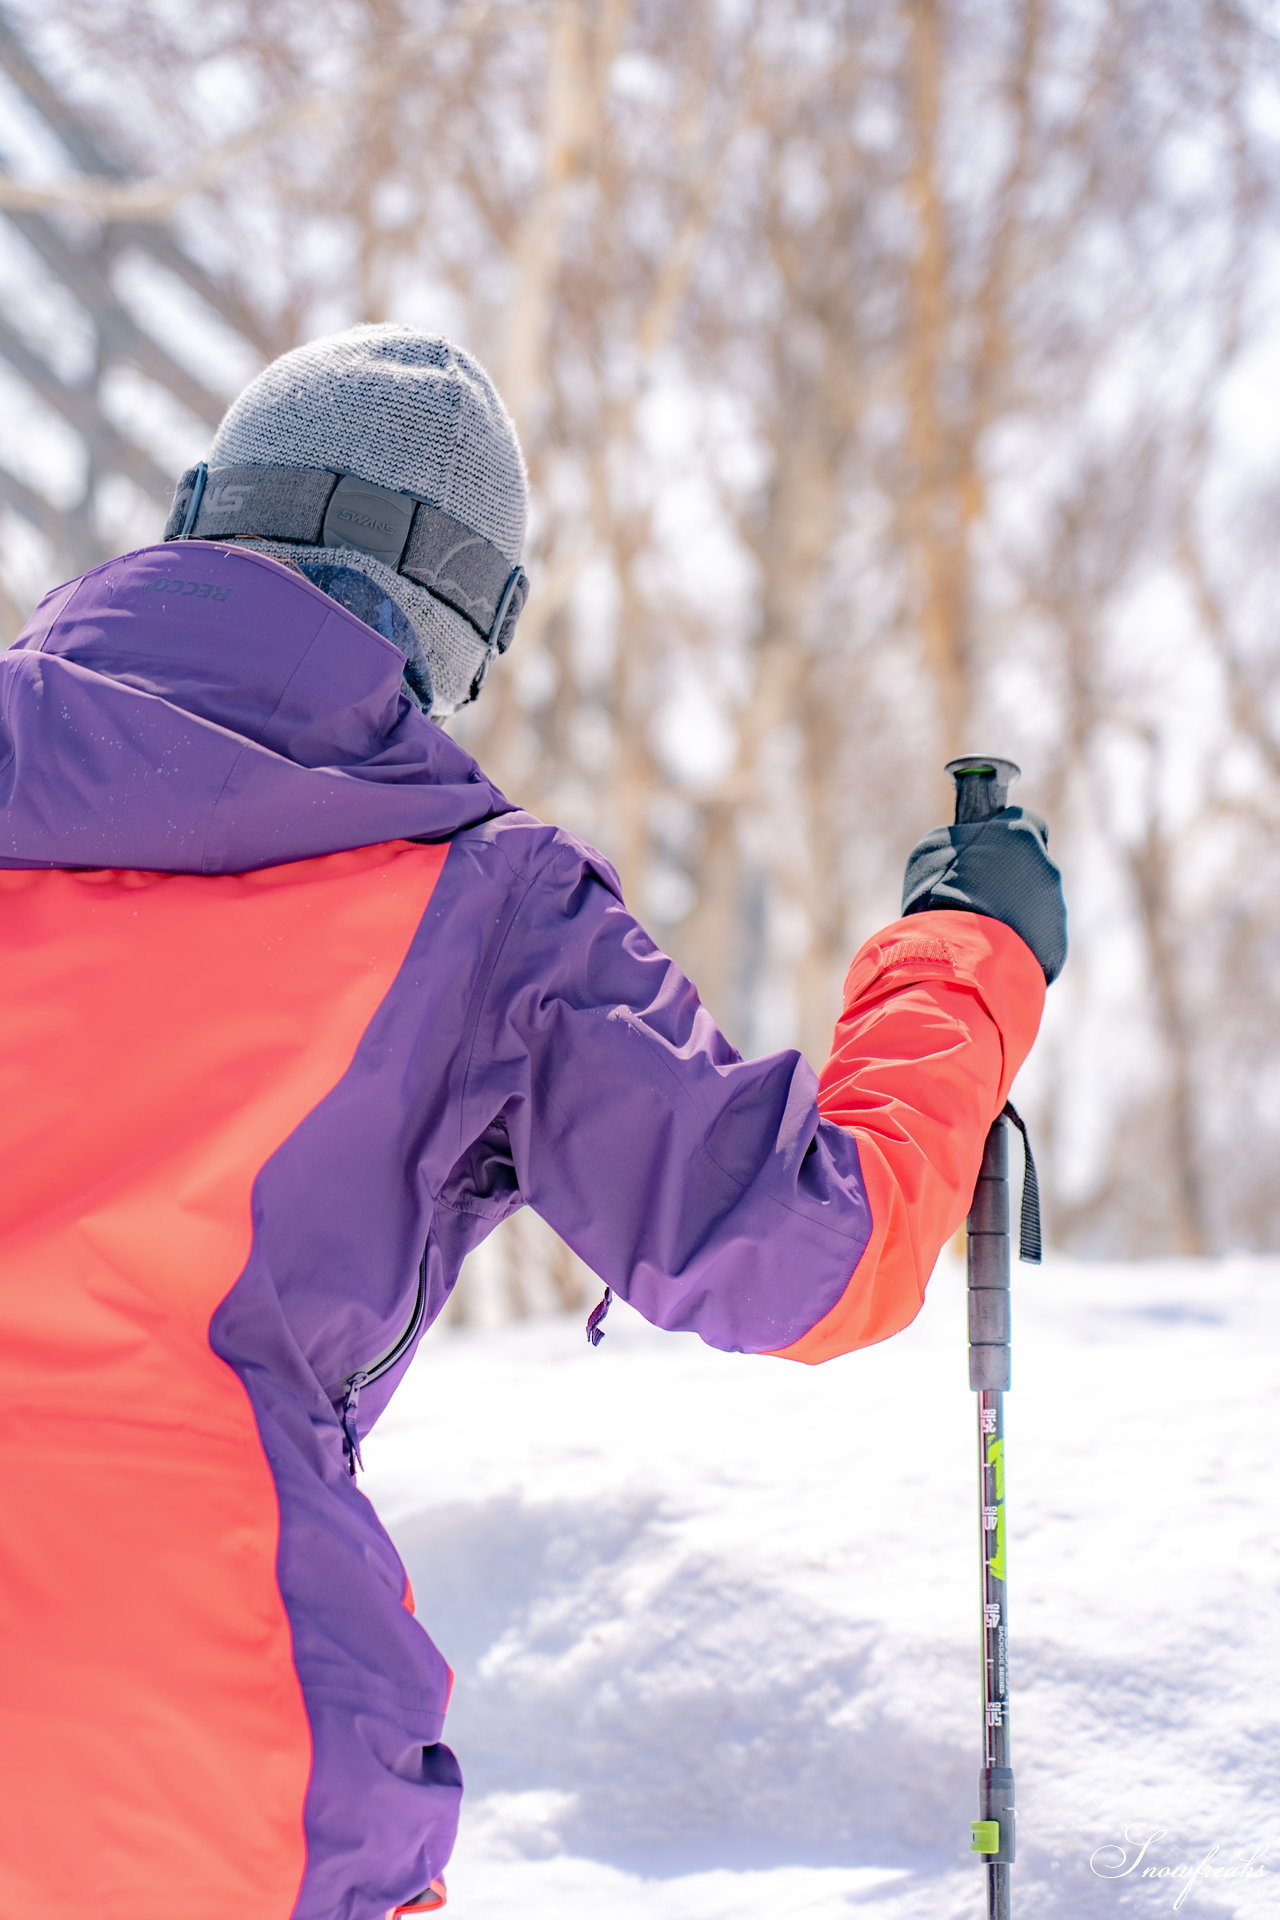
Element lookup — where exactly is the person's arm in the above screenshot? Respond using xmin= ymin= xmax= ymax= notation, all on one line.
xmin=769 ymin=909 xmax=1044 ymax=1362
xmin=472 ymin=832 xmax=1043 ymax=1360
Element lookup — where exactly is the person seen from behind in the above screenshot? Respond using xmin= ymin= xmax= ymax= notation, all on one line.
xmin=0 ymin=324 xmax=1066 ymax=1920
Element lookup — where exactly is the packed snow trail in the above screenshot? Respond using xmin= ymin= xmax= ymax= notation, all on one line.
xmin=364 ymin=1255 xmax=1279 ymax=1917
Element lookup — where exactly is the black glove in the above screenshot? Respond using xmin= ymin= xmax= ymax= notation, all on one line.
xmin=901 ymin=806 xmax=1067 ymax=983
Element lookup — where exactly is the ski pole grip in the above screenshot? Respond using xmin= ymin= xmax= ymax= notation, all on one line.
xmin=947 ymin=756 xmax=1021 ymax=1391
xmin=967 ymin=1119 xmax=1011 ymax=1390
xmin=945 ymin=755 xmax=1020 ymax=824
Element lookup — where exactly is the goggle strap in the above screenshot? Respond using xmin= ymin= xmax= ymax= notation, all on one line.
xmin=166 ymin=462 xmax=526 ymax=652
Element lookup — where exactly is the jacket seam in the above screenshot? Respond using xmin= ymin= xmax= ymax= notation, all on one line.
xmin=433 ymin=1190 xmax=516 ymax=1223
xmin=454 ymin=834 xmax=575 ymax=1163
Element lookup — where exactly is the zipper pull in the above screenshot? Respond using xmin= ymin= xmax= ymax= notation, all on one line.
xmin=586 ymin=1286 xmax=612 ymax=1347
xmin=340 ymin=1373 xmax=368 ymax=1476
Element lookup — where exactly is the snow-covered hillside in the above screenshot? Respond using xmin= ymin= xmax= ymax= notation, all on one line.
xmin=364 ymin=1255 xmax=1279 ymax=1918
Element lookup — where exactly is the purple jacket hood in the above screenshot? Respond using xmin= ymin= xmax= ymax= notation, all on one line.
xmin=0 ymin=542 xmax=513 ymax=873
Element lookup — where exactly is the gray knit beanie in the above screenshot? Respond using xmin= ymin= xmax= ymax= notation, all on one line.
xmin=197 ymin=324 xmax=528 ymax=718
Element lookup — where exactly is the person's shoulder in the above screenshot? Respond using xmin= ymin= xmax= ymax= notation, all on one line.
xmin=452 ymin=809 xmax=623 ymax=902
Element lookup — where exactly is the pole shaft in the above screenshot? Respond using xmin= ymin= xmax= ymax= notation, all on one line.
xmin=948 ymin=748 xmax=1028 ymax=1904
xmin=949 ymin=758 xmax=1020 ymax=1912
xmin=969 ymin=1120 xmax=1016 ymax=1908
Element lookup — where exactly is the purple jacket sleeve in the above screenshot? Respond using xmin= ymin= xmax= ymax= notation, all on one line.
xmin=469 ymin=830 xmax=873 ymax=1354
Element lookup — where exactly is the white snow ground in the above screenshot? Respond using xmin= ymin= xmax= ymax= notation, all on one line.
xmin=364 ymin=1255 xmax=1280 ymax=1919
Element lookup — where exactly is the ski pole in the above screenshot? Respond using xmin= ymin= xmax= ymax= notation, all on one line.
xmin=945 ymin=755 xmax=1021 ymax=1920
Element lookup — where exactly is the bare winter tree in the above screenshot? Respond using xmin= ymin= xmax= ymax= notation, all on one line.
xmin=1 ymin=0 xmax=1278 ymax=1294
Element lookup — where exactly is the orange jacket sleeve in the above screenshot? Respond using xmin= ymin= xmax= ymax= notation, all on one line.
xmin=769 ymin=910 xmax=1045 ymax=1364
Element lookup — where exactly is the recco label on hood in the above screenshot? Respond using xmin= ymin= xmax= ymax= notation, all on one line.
xmin=144 ymin=577 xmax=233 ymax=602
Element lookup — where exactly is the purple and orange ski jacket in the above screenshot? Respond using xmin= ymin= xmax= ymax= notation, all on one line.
xmin=0 ymin=544 xmax=1044 ymax=1920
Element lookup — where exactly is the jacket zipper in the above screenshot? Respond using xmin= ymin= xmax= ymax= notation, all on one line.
xmin=339 ymin=1257 xmax=427 ymax=1475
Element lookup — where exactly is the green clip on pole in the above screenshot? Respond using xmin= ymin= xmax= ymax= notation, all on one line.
xmin=945 ymin=756 xmax=1020 ymax=1920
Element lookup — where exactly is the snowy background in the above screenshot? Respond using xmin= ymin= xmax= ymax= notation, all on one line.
xmin=365 ymin=1254 xmax=1280 ymax=1918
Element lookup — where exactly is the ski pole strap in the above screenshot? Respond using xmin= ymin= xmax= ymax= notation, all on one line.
xmin=1000 ymin=1100 xmax=1042 ymax=1264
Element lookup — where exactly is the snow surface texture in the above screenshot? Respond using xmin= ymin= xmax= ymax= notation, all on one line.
xmin=364 ymin=1256 xmax=1279 ymax=1918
